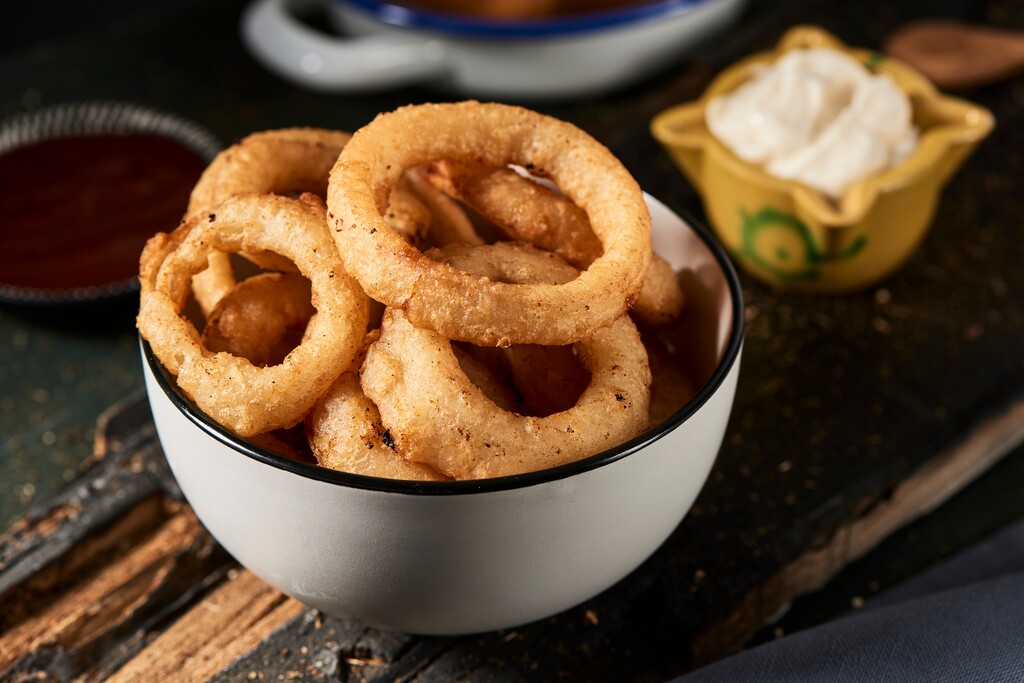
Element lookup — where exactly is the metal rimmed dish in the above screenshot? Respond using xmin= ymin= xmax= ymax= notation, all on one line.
xmin=241 ymin=0 xmax=747 ymax=99
xmin=339 ymin=0 xmax=717 ymax=37
xmin=0 ymin=102 xmax=221 ymax=307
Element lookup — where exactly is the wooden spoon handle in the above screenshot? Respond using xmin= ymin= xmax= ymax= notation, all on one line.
xmin=884 ymin=20 xmax=1024 ymax=90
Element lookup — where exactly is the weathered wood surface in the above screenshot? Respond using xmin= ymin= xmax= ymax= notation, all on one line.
xmin=2 ymin=391 xmax=1023 ymax=681
xmin=2 ymin=0 xmax=1024 ymax=680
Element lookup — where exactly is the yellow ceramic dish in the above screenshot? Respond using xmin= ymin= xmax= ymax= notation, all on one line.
xmin=651 ymin=25 xmax=994 ymax=292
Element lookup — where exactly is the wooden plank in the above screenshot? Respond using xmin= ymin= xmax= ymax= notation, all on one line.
xmin=691 ymin=396 xmax=1024 ymax=666
xmin=108 ymin=570 xmax=305 ymax=683
xmin=0 ymin=506 xmax=202 ymax=671
xmin=0 ymin=396 xmax=233 ymax=683
xmin=0 ymin=502 xmax=233 ymax=681
xmin=0 ymin=395 xmax=178 ymax=613
xmin=8 ymin=378 xmax=1013 ymax=683
xmin=1 ymin=495 xmax=171 ymax=634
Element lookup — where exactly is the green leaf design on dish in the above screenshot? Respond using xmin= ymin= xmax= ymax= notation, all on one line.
xmin=738 ymin=208 xmax=866 ymax=282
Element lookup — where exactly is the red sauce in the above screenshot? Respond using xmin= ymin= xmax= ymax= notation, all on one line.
xmin=0 ymin=133 xmax=206 ymax=291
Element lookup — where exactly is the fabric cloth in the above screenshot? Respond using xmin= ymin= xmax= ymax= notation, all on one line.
xmin=675 ymin=519 xmax=1024 ymax=683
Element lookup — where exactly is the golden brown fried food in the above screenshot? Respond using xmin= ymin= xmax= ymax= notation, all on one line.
xmin=424 ymin=159 xmax=686 ymax=327
xmin=186 ymin=128 xmax=438 ymax=315
xmin=453 ymin=345 xmax=522 ymax=413
xmin=138 ymin=193 xmax=368 ymax=436
xmin=402 ymin=166 xmax=483 ymax=247
xmin=363 ymin=307 xmax=650 ymax=479
xmin=201 ymin=272 xmax=314 ymax=368
xmin=141 ymin=103 xmax=694 ymax=482
xmin=307 ymin=333 xmax=449 ymax=481
xmin=424 ymin=160 xmax=601 ymax=266
xmin=361 ymin=243 xmax=651 ymax=479
xmin=504 ymin=344 xmax=591 ymax=418
xmin=327 ymin=101 xmax=652 ymax=347
xmin=248 ymin=424 xmax=317 ymax=464
xmin=644 ymin=333 xmax=699 ymax=426
xmin=186 ymin=128 xmax=352 ymax=316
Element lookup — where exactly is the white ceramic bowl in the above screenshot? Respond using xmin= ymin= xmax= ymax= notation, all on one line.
xmin=141 ymin=194 xmax=744 ymax=635
xmin=240 ymin=0 xmax=747 ymax=99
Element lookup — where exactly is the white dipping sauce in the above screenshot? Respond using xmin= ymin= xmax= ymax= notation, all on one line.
xmin=706 ymin=48 xmax=918 ymax=198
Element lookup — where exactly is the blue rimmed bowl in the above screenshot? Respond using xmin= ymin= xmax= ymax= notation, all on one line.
xmin=141 ymin=194 xmax=744 ymax=635
xmin=241 ymin=0 xmax=747 ymax=99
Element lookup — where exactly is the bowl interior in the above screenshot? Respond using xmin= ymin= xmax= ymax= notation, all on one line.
xmin=142 ymin=192 xmax=743 ymax=493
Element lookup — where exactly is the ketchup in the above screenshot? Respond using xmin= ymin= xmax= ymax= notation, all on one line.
xmin=0 ymin=133 xmax=206 ymax=291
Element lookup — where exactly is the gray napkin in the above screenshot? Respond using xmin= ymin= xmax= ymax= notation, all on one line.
xmin=674 ymin=518 xmax=1024 ymax=682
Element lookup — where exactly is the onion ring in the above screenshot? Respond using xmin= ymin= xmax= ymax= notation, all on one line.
xmin=307 ymin=333 xmax=449 ymax=481
xmin=401 ymin=166 xmax=483 ymax=247
xmin=201 ymin=272 xmax=315 ymax=368
xmin=453 ymin=345 xmax=522 ymax=413
xmin=186 ymin=128 xmax=352 ymax=316
xmin=363 ymin=309 xmax=650 ymax=479
xmin=424 ymin=159 xmax=686 ymax=327
xmin=249 ymin=425 xmax=316 ymax=464
xmin=644 ymin=332 xmax=698 ymax=426
xmin=360 ymin=243 xmax=651 ymax=479
xmin=327 ymin=101 xmax=652 ymax=347
xmin=424 ymin=160 xmax=601 ymax=266
xmin=504 ymin=344 xmax=590 ymax=417
xmin=186 ymin=128 xmax=435 ymax=315
xmin=631 ymin=256 xmax=687 ymax=327
xmin=187 ymin=128 xmax=353 ymax=220
xmin=385 ymin=172 xmax=433 ymax=248
xmin=137 ymin=193 xmax=368 ymax=436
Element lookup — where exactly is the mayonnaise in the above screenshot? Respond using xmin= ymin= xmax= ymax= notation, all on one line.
xmin=706 ymin=48 xmax=918 ymax=199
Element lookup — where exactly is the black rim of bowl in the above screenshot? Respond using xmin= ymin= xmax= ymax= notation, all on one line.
xmin=0 ymin=101 xmax=223 ymax=306
xmin=142 ymin=202 xmax=744 ymax=495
